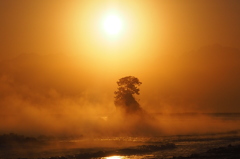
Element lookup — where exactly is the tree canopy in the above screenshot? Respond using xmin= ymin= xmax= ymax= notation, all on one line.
xmin=114 ymin=76 xmax=142 ymax=113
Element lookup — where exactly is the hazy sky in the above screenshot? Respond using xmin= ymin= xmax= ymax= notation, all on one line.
xmin=1 ymin=0 xmax=240 ymax=57
xmin=1 ymin=0 xmax=240 ymax=135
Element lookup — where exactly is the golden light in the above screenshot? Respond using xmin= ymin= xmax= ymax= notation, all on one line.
xmin=103 ymin=156 xmax=125 ymax=159
xmin=103 ymin=14 xmax=123 ymax=35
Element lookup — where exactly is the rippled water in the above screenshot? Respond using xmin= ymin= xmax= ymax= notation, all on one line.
xmin=1 ymin=113 xmax=240 ymax=159
xmin=101 ymin=156 xmax=150 ymax=159
xmin=94 ymin=133 xmax=240 ymax=159
xmin=1 ymin=133 xmax=240 ymax=159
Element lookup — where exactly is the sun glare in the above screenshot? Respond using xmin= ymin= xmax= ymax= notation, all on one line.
xmin=104 ymin=156 xmax=125 ymax=159
xmin=103 ymin=14 xmax=123 ymax=35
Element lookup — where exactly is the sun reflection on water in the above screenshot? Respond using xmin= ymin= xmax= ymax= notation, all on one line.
xmin=102 ymin=156 xmax=126 ymax=159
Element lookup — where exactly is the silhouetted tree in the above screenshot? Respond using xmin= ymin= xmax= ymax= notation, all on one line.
xmin=114 ymin=76 xmax=142 ymax=113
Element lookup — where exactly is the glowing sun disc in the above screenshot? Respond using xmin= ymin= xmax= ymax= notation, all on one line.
xmin=103 ymin=15 xmax=123 ymax=35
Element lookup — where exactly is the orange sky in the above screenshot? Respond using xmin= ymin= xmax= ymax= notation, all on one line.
xmin=1 ymin=0 xmax=240 ymax=57
xmin=1 ymin=0 xmax=240 ymax=135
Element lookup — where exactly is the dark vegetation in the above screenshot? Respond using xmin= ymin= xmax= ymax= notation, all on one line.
xmin=112 ymin=76 xmax=162 ymax=136
xmin=114 ymin=76 xmax=142 ymax=114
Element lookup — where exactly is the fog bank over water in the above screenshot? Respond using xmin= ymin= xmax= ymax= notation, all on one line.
xmin=1 ymin=106 xmax=240 ymax=137
xmin=1 ymin=45 xmax=240 ymax=137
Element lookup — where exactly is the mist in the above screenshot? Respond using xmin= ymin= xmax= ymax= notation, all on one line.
xmin=1 ymin=45 xmax=240 ymax=138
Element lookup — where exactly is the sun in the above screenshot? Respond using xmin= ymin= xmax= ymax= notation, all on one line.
xmin=103 ymin=14 xmax=123 ymax=35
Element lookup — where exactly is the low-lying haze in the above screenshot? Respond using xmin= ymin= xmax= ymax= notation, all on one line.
xmin=1 ymin=45 xmax=240 ymax=136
